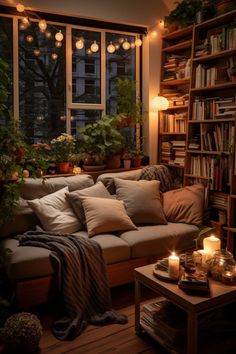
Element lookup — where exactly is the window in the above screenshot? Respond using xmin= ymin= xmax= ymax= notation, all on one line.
xmin=18 ymin=21 xmax=66 ymax=142
xmin=0 ymin=9 xmax=142 ymax=142
xmin=0 ymin=16 xmax=13 ymax=125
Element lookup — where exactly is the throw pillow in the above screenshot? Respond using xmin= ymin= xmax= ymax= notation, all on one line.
xmin=80 ymin=196 xmax=138 ymax=237
xmin=163 ymin=184 xmax=205 ymax=226
xmin=28 ymin=187 xmax=81 ymax=233
xmin=66 ymin=181 xmax=112 ymax=224
xmin=114 ymin=178 xmax=167 ymax=225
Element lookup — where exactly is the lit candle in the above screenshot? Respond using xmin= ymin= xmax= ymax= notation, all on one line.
xmin=203 ymin=235 xmax=221 ymax=256
xmin=168 ymin=252 xmax=180 ymax=279
xmin=222 ymin=270 xmax=234 ymax=284
xmin=196 ymin=249 xmax=211 ymax=269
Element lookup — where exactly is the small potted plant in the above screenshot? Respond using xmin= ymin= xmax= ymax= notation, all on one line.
xmin=131 ymin=147 xmax=144 ymax=168
xmin=50 ymin=133 xmax=77 ymax=174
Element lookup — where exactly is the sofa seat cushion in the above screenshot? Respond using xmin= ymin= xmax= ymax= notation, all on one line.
xmin=120 ymin=223 xmax=199 ymax=258
xmin=0 ymin=238 xmax=56 ymax=281
xmin=72 ymin=231 xmax=131 ymax=265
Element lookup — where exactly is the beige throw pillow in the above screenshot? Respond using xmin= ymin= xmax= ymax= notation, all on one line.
xmin=163 ymin=184 xmax=205 ymax=226
xmin=114 ymin=178 xmax=167 ymax=225
xmin=28 ymin=187 xmax=81 ymax=233
xmin=66 ymin=181 xmax=112 ymax=224
xmin=80 ymin=196 xmax=138 ymax=237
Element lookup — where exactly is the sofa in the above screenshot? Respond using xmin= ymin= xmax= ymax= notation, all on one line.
xmin=0 ymin=167 xmax=202 ymax=308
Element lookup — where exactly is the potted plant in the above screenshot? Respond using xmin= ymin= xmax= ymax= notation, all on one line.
xmin=78 ymin=115 xmax=124 ymax=170
xmin=131 ymin=147 xmax=144 ymax=168
xmin=50 ymin=133 xmax=77 ymax=173
xmin=164 ymin=0 xmax=203 ymax=30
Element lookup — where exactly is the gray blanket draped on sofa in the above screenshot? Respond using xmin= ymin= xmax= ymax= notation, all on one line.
xmin=17 ymin=230 xmax=127 ymax=340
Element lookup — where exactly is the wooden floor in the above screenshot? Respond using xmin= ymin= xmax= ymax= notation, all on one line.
xmin=34 ymin=283 xmax=168 ymax=354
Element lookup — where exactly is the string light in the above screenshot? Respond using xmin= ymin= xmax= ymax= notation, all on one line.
xmin=16 ymin=3 xmax=25 ymax=12
xmin=122 ymin=39 xmax=130 ymax=50
xmin=115 ymin=44 xmax=120 ymax=50
xmin=51 ymin=53 xmax=58 ymax=60
xmin=45 ymin=31 xmax=52 ymax=39
xmin=118 ymin=37 xmax=124 ymax=44
xmin=33 ymin=48 xmax=40 ymax=56
xmin=135 ymin=38 xmax=142 ymax=47
xmin=86 ymin=48 xmax=92 ymax=55
xmin=130 ymin=42 xmax=135 ymax=49
xmin=22 ymin=17 xmax=30 ymax=25
xmin=38 ymin=19 xmax=47 ymax=32
xmin=90 ymin=40 xmax=99 ymax=53
xmin=107 ymin=42 xmax=115 ymax=54
xmin=26 ymin=34 xmax=33 ymax=43
xmin=75 ymin=39 xmax=84 ymax=49
xmin=55 ymin=30 xmax=63 ymax=42
xmin=55 ymin=41 xmax=62 ymax=48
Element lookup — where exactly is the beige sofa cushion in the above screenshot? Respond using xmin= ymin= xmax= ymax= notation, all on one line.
xmin=97 ymin=169 xmax=141 ymax=194
xmin=19 ymin=174 xmax=94 ymax=200
xmin=80 ymin=196 xmax=138 ymax=237
xmin=66 ymin=181 xmax=112 ymax=224
xmin=120 ymin=223 xmax=199 ymax=258
xmin=114 ymin=179 xmax=167 ymax=225
xmin=28 ymin=187 xmax=81 ymax=233
xmin=163 ymin=184 xmax=205 ymax=226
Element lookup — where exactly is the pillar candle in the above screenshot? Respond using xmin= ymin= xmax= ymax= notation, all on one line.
xmin=203 ymin=235 xmax=221 ymax=255
xmin=168 ymin=252 xmax=180 ymax=279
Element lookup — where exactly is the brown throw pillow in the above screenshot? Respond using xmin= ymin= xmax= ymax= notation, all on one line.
xmin=66 ymin=181 xmax=112 ymax=224
xmin=114 ymin=178 xmax=167 ymax=225
xmin=163 ymin=184 xmax=205 ymax=226
xmin=80 ymin=196 xmax=138 ymax=237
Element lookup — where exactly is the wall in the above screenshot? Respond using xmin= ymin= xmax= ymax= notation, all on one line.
xmin=2 ymin=0 xmax=175 ymax=163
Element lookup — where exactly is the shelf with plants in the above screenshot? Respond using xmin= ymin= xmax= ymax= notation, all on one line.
xmin=184 ymin=9 xmax=236 ymax=255
xmin=159 ymin=25 xmax=193 ymax=187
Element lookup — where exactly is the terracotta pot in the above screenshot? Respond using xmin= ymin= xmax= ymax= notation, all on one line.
xmin=106 ymin=154 xmax=121 ymax=169
xmin=56 ymin=162 xmax=70 ymax=174
xmin=216 ymin=0 xmax=235 ymax=15
xmin=132 ymin=157 xmax=142 ymax=168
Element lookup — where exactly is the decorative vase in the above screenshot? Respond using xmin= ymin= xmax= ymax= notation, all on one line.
xmin=56 ymin=162 xmax=70 ymax=174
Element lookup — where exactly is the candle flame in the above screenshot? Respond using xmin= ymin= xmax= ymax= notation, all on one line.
xmin=172 ymin=252 xmax=175 ymax=257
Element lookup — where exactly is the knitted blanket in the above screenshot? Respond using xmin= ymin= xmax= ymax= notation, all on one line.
xmin=139 ymin=165 xmax=173 ymax=193
xmin=17 ymin=230 xmax=127 ymax=340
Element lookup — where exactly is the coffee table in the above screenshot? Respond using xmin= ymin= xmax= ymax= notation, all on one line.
xmin=134 ymin=264 xmax=236 ymax=354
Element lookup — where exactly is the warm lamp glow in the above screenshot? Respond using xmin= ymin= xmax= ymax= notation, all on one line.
xmin=38 ymin=19 xmax=47 ymax=32
xmin=122 ymin=39 xmax=130 ymax=50
xmin=135 ymin=38 xmax=142 ymax=47
xmin=16 ymin=3 xmax=25 ymax=12
xmin=26 ymin=35 xmax=33 ymax=43
xmin=107 ymin=42 xmax=115 ymax=53
xmin=151 ymin=96 xmax=169 ymax=111
xmin=75 ymin=39 xmax=84 ymax=49
xmin=150 ymin=30 xmax=158 ymax=39
xmin=55 ymin=31 xmax=63 ymax=42
xmin=91 ymin=40 xmax=99 ymax=53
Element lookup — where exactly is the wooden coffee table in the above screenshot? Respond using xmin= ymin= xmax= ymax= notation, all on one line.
xmin=134 ymin=264 xmax=236 ymax=354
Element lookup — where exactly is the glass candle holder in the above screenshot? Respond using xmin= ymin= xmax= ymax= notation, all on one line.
xmin=209 ymin=249 xmax=236 ymax=283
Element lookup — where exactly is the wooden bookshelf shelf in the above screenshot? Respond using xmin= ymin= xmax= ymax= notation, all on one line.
xmin=193 ymin=48 xmax=236 ymax=63
xmin=189 ymin=119 xmax=235 ymax=123
xmin=162 ymin=25 xmax=193 ymax=40
xmin=167 ymin=105 xmax=188 ymax=111
xmin=195 ymin=8 xmax=236 ymax=30
xmin=163 ymin=40 xmax=192 ymax=53
xmin=160 ymin=132 xmax=186 ymax=135
xmin=186 ymin=150 xmax=231 ymax=155
xmin=191 ymin=82 xmax=236 ymax=92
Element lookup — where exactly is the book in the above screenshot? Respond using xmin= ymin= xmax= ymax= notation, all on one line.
xmin=178 ymin=270 xmax=209 ymax=293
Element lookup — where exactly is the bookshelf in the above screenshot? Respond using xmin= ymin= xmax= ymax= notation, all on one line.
xmin=159 ymin=26 xmax=193 ymax=187
xmin=183 ymin=9 xmax=236 ymax=255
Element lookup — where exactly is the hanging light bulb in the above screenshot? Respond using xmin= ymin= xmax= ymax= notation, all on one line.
xmin=38 ymin=19 xmax=47 ymax=32
xmin=55 ymin=41 xmax=62 ymax=48
xmin=55 ymin=30 xmax=63 ymax=42
xmin=51 ymin=53 xmax=58 ymax=60
xmin=122 ymin=39 xmax=130 ymax=50
xmin=22 ymin=17 xmax=30 ymax=25
xmin=86 ymin=48 xmax=92 ymax=55
xmin=16 ymin=3 xmax=25 ymax=12
xmin=91 ymin=40 xmax=99 ymax=53
xmin=75 ymin=39 xmax=84 ymax=49
xmin=19 ymin=22 xmax=27 ymax=30
xmin=45 ymin=31 xmax=52 ymax=39
xmin=107 ymin=42 xmax=115 ymax=54
xmin=26 ymin=35 xmax=33 ymax=43
xmin=130 ymin=42 xmax=136 ymax=49
xmin=33 ymin=48 xmax=40 ymax=56
xmin=115 ymin=44 xmax=120 ymax=50
xmin=118 ymin=37 xmax=124 ymax=44
xmin=135 ymin=38 xmax=142 ymax=47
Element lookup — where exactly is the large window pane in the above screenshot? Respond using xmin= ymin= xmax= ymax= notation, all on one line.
xmin=71 ymin=109 xmax=102 ymax=137
xmin=19 ymin=21 xmax=66 ymax=143
xmin=0 ymin=16 xmax=13 ymax=125
xmin=72 ymin=29 xmax=101 ymax=104
xmin=106 ymin=33 xmax=136 ymax=115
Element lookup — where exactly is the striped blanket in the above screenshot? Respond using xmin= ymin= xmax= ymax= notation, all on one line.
xmin=17 ymin=230 xmax=127 ymax=340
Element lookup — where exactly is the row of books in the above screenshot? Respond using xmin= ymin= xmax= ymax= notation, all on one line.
xmin=163 ymin=55 xmax=190 ymax=82
xmin=192 ymin=96 xmax=236 ymax=120
xmin=189 ymin=155 xmax=229 ymax=191
xmin=201 ymin=123 xmax=234 ymax=152
xmin=160 ymin=140 xmax=186 ymax=166
xmin=195 ymin=63 xmax=231 ymax=88
xmin=209 ymin=191 xmax=228 ymax=209
xmin=162 ymin=89 xmax=189 ymax=107
xmin=195 ymin=25 xmax=236 ymax=57
xmin=161 ymin=112 xmax=186 ymax=133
